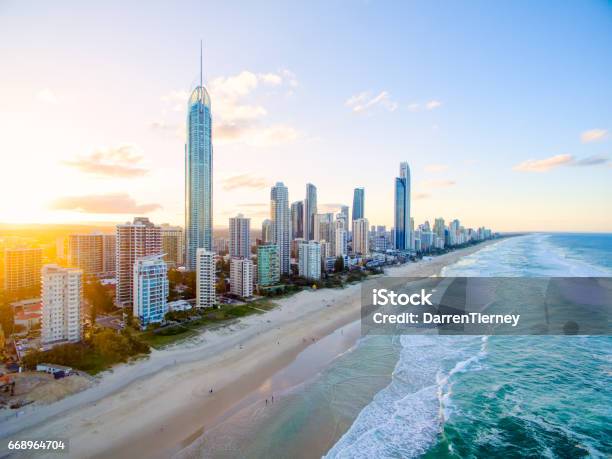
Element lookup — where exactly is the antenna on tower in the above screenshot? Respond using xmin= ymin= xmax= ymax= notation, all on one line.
xmin=200 ymin=39 xmax=203 ymax=91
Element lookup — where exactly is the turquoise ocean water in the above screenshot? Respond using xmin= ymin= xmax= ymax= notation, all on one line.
xmin=194 ymin=234 xmax=612 ymax=458
xmin=327 ymin=234 xmax=612 ymax=458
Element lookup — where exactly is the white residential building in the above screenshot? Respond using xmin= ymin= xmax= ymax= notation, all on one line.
xmin=298 ymin=240 xmax=321 ymax=281
xmin=229 ymin=214 xmax=251 ymax=259
xmin=335 ymin=227 xmax=348 ymax=257
xmin=133 ymin=255 xmax=168 ymax=329
xmin=196 ymin=249 xmax=216 ymax=307
xmin=352 ymin=218 xmax=370 ymax=255
xmin=41 ymin=265 xmax=83 ymax=345
xmin=230 ymin=257 xmax=254 ymax=298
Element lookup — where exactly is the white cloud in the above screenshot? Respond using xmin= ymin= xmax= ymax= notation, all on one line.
xmin=513 ymin=154 xmax=573 ymax=172
xmin=425 ymin=100 xmax=442 ymax=110
xmin=345 ymin=91 xmax=398 ymax=113
xmin=419 ymin=179 xmax=456 ymax=188
xmin=157 ymin=69 xmax=300 ymax=146
xmin=38 ymin=88 xmax=58 ymax=104
xmin=581 ymin=129 xmax=608 ymax=143
xmin=407 ymin=100 xmax=443 ymax=112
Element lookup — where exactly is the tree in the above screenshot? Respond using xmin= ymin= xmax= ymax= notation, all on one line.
xmin=0 ymin=303 xmax=14 ymax=336
xmin=334 ymin=256 xmax=345 ymax=273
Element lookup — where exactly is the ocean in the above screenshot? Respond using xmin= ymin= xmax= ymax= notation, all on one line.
xmin=193 ymin=234 xmax=612 ymax=458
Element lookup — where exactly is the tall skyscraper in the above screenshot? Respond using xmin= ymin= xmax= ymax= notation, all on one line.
xmin=394 ymin=162 xmax=411 ymax=251
xmin=314 ymin=213 xmax=334 ymax=245
xmin=261 ymin=219 xmax=273 ymax=243
xmin=160 ymin=225 xmax=184 ymax=267
xmin=196 ymin=249 xmax=216 ymax=308
xmin=352 ymin=187 xmax=365 ymax=221
xmin=116 ymin=217 xmax=162 ymax=307
xmin=229 ymin=214 xmax=251 ymax=259
xmin=298 ymin=240 xmax=321 ymax=281
xmin=41 ymin=265 xmax=83 ymax=345
xmin=270 ymin=182 xmax=291 ymax=274
xmin=3 ymin=248 xmax=42 ymax=296
xmin=257 ymin=243 xmax=280 ymax=287
xmin=290 ymin=201 xmax=304 ymax=240
xmin=230 ymin=257 xmax=254 ymax=298
xmin=185 ymin=42 xmax=213 ymax=271
xmin=133 ymin=255 xmax=168 ymax=329
xmin=352 ymin=218 xmax=370 ymax=255
xmin=340 ymin=205 xmax=349 ymax=224
xmin=68 ymin=233 xmax=116 ymax=276
xmin=304 ymin=183 xmax=317 ymax=241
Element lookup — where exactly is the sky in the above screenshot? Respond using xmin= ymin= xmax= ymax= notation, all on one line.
xmin=0 ymin=0 xmax=611 ymax=232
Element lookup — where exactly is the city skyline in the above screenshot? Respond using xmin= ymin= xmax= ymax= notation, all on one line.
xmin=1 ymin=1 xmax=611 ymax=232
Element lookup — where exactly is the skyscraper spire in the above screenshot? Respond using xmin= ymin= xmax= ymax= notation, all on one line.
xmin=199 ymin=40 xmax=203 ymax=103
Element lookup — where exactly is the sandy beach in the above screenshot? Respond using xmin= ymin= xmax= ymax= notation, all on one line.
xmin=0 ymin=239 xmax=502 ymax=458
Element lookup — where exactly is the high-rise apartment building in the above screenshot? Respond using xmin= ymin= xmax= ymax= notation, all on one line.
xmin=352 ymin=188 xmax=365 ymax=221
xmin=270 ymin=182 xmax=291 ymax=274
xmin=3 ymin=248 xmax=42 ymax=296
xmin=41 ymin=264 xmax=83 ymax=345
xmin=160 ymin=225 xmax=184 ymax=267
xmin=352 ymin=218 xmax=370 ymax=255
xmin=196 ymin=249 xmax=216 ymax=308
xmin=261 ymin=219 xmax=273 ymax=243
xmin=229 ymin=214 xmax=251 ymax=259
xmin=133 ymin=255 xmax=168 ymax=329
xmin=185 ymin=44 xmax=213 ymax=270
xmin=298 ymin=240 xmax=321 ymax=281
xmin=335 ymin=228 xmax=348 ymax=257
xmin=116 ymin=217 xmax=162 ymax=306
xmin=290 ymin=201 xmax=304 ymax=240
xmin=394 ymin=162 xmax=411 ymax=251
xmin=304 ymin=184 xmax=317 ymax=241
xmin=230 ymin=257 xmax=254 ymax=298
xmin=314 ymin=213 xmax=334 ymax=245
xmin=67 ymin=233 xmax=116 ymax=276
xmin=257 ymin=244 xmax=280 ymax=287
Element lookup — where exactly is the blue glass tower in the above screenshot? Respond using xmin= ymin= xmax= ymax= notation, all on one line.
xmin=352 ymin=187 xmax=364 ymax=221
xmin=394 ymin=162 xmax=411 ymax=251
xmin=185 ymin=43 xmax=213 ymax=270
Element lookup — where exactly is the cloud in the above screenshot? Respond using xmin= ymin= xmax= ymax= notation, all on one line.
xmin=581 ymin=129 xmax=608 ymax=143
xmin=62 ymin=144 xmax=148 ymax=177
xmin=38 ymin=88 xmax=58 ymax=104
xmin=156 ymin=69 xmax=300 ymax=146
xmin=407 ymin=100 xmax=443 ymax=112
xmin=345 ymin=91 xmax=398 ymax=113
xmin=51 ymin=193 xmax=161 ymax=214
xmin=571 ymin=154 xmax=610 ymax=167
xmin=513 ymin=154 xmax=610 ymax=172
xmin=424 ymin=164 xmax=448 ymax=173
xmin=414 ymin=192 xmax=430 ymax=200
xmin=419 ymin=180 xmax=456 ymax=188
xmin=222 ymin=174 xmax=268 ymax=191
xmin=425 ymin=100 xmax=442 ymax=110
xmin=238 ymin=203 xmax=268 ymax=208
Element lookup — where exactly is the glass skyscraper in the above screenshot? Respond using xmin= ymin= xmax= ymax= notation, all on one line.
xmin=271 ymin=182 xmax=291 ymax=274
xmin=394 ymin=162 xmax=411 ymax=251
xmin=352 ymin=187 xmax=365 ymax=221
xmin=185 ymin=45 xmax=213 ymax=271
xmin=304 ymin=183 xmax=317 ymax=241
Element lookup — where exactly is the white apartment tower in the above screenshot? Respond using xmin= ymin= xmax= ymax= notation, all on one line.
xmin=133 ymin=255 xmax=168 ymax=329
xmin=298 ymin=240 xmax=321 ymax=281
xmin=41 ymin=265 xmax=83 ymax=345
xmin=352 ymin=218 xmax=370 ymax=255
xmin=229 ymin=214 xmax=251 ymax=259
xmin=230 ymin=257 xmax=254 ymax=298
xmin=196 ymin=249 xmax=216 ymax=307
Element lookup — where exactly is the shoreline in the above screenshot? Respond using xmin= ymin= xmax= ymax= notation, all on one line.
xmin=0 ymin=238 xmax=505 ymax=458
